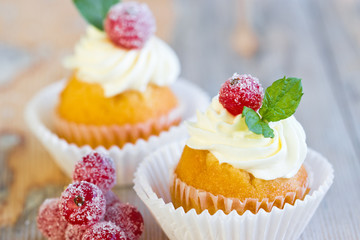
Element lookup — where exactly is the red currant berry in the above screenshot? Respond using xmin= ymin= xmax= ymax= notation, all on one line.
xmin=104 ymin=202 xmax=144 ymax=240
xmin=219 ymin=73 xmax=264 ymax=116
xmin=37 ymin=198 xmax=67 ymax=240
xmin=104 ymin=1 xmax=156 ymax=49
xmin=105 ymin=190 xmax=121 ymax=208
xmin=65 ymin=224 xmax=86 ymax=240
xmin=73 ymin=152 xmax=116 ymax=193
xmin=82 ymin=221 xmax=127 ymax=240
xmin=59 ymin=181 xmax=106 ymax=226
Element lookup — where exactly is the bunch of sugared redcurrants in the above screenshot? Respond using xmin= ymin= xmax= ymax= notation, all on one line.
xmin=37 ymin=152 xmax=144 ymax=240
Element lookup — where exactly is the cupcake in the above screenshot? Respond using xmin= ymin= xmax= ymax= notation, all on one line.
xmin=172 ymin=73 xmax=309 ymax=215
xmin=55 ymin=1 xmax=181 ymax=149
xmin=25 ymin=1 xmax=210 ymax=185
xmin=134 ymin=74 xmax=334 ymax=240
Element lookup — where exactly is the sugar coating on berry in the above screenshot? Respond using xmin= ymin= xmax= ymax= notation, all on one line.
xmin=73 ymin=152 xmax=116 ymax=193
xmin=219 ymin=73 xmax=264 ymax=116
xmin=65 ymin=224 xmax=87 ymax=240
xmin=82 ymin=221 xmax=127 ymax=240
xmin=105 ymin=190 xmax=121 ymax=208
xmin=104 ymin=202 xmax=144 ymax=240
xmin=59 ymin=181 xmax=106 ymax=227
xmin=105 ymin=1 xmax=156 ymax=49
xmin=37 ymin=198 xmax=68 ymax=240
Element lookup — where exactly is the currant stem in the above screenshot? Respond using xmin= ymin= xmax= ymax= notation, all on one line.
xmin=74 ymin=195 xmax=84 ymax=207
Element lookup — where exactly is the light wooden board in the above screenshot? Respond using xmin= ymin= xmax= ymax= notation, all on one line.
xmin=1 ymin=0 xmax=359 ymax=239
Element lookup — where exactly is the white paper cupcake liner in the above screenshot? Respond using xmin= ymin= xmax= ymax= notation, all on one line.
xmin=53 ymin=103 xmax=182 ymax=149
xmin=25 ymin=79 xmax=210 ymax=186
xmin=133 ymin=141 xmax=334 ymax=240
xmin=170 ymin=170 xmax=309 ymax=215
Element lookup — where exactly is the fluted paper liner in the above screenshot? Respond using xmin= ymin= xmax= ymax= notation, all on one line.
xmin=25 ymin=79 xmax=210 ymax=186
xmin=134 ymin=141 xmax=334 ymax=240
xmin=170 ymin=172 xmax=309 ymax=215
xmin=54 ymin=107 xmax=182 ymax=149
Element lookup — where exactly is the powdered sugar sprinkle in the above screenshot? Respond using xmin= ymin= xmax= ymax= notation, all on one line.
xmin=59 ymin=181 xmax=106 ymax=226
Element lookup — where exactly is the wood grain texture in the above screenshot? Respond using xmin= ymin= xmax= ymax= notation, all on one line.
xmin=230 ymin=0 xmax=259 ymax=58
xmin=0 ymin=58 xmax=71 ymax=226
xmin=1 ymin=0 xmax=360 ymax=239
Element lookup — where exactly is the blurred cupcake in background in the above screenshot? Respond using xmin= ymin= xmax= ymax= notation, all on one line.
xmin=26 ymin=1 xmax=209 ymax=185
xmin=56 ymin=1 xmax=181 ymax=148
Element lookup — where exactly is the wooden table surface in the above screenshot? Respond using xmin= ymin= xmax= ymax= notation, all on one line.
xmin=1 ymin=0 xmax=359 ymax=239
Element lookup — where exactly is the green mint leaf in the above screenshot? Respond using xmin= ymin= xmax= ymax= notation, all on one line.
xmin=242 ymin=107 xmax=275 ymax=138
xmin=73 ymin=0 xmax=120 ymax=30
xmin=259 ymin=77 xmax=303 ymax=122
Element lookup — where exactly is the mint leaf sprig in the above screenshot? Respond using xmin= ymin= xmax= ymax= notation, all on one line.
xmin=73 ymin=0 xmax=120 ymax=30
xmin=242 ymin=77 xmax=303 ymax=138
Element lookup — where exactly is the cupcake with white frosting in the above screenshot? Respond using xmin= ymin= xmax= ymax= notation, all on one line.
xmin=25 ymin=1 xmax=209 ymax=186
xmin=134 ymin=73 xmax=334 ymax=240
xmin=172 ymin=73 xmax=309 ymax=215
xmin=55 ymin=2 xmax=182 ymax=148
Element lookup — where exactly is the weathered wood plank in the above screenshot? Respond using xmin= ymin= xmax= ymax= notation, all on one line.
xmin=0 ymin=60 xmax=71 ymax=226
xmin=302 ymin=1 xmax=360 ymax=237
xmin=313 ymin=0 xmax=360 ymax=157
xmin=174 ymin=0 xmax=360 ymax=239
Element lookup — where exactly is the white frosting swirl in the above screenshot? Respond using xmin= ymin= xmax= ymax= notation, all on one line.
xmin=186 ymin=96 xmax=307 ymax=180
xmin=64 ymin=26 xmax=180 ymax=97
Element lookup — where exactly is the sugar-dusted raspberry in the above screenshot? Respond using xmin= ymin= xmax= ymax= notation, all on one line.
xmin=219 ymin=73 xmax=264 ymax=116
xmin=104 ymin=1 xmax=156 ymax=49
xmin=37 ymin=198 xmax=68 ymax=240
xmin=105 ymin=190 xmax=121 ymax=208
xmin=59 ymin=181 xmax=106 ymax=226
xmin=73 ymin=152 xmax=116 ymax=193
xmin=104 ymin=202 xmax=144 ymax=240
xmin=65 ymin=224 xmax=86 ymax=240
xmin=82 ymin=221 xmax=127 ymax=240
